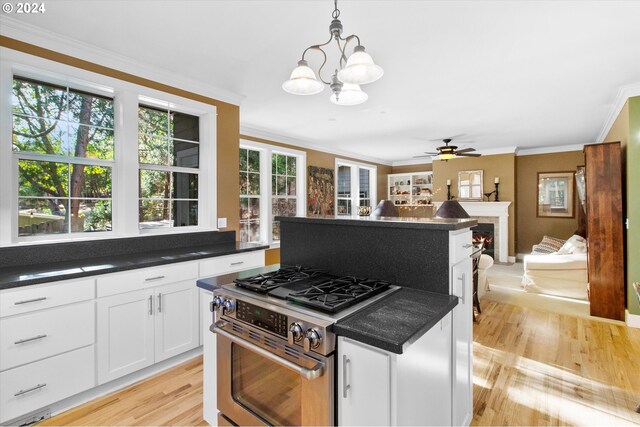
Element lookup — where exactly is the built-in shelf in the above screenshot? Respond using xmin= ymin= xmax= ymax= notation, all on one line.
xmin=387 ymin=172 xmax=433 ymax=206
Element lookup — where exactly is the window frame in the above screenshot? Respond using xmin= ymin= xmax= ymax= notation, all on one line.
xmin=335 ymin=158 xmax=378 ymax=216
xmin=239 ymin=139 xmax=306 ymax=247
xmin=0 ymin=51 xmax=217 ymax=246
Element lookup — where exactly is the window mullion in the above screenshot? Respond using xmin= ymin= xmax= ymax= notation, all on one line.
xmin=262 ymin=149 xmax=271 ymax=244
xmin=0 ymin=62 xmax=15 ymax=245
xmin=113 ymin=90 xmax=139 ymax=236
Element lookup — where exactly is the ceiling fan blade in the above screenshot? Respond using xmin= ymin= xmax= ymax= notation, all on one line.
xmin=413 ymin=154 xmax=436 ymax=158
xmin=456 ymin=152 xmax=482 ymax=157
xmin=455 ymin=148 xmax=476 ymax=154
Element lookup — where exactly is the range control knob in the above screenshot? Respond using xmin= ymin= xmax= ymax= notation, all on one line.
xmin=211 ymin=296 xmax=224 ymax=311
xmin=303 ymin=329 xmax=322 ymax=352
xmin=222 ymin=299 xmax=235 ymax=313
xmin=288 ymin=323 xmax=303 ymax=345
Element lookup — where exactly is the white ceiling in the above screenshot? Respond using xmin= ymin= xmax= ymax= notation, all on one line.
xmin=8 ymin=0 xmax=640 ymax=163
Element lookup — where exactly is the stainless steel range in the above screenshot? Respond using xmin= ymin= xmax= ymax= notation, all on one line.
xmin=211 ymin=266 xmax=396 ymax=426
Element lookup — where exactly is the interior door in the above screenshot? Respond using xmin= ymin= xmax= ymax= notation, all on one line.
xmin=154 ymin=280 xmax=199 ymax=362
xmin=97 ymin=289 xmax=155 ymax=384
xmin=452 ymin=257 xmax=473 ymax=426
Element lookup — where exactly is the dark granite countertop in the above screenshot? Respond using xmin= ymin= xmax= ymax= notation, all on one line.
xmin=334 ymin=288 xmax=458 ymax=354
xmin=196 ymin=264 xmax=280 ymax=293
xmin=0 ymin=241 xmax=268 ymax=290
xmin=276 ymin=215 xmax=477 ymax=230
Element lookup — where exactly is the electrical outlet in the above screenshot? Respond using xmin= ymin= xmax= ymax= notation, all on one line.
xmin=217 ymin=217 xmax=227 ymax=229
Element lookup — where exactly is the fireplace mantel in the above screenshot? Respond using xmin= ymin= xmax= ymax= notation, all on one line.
xmin=433 ymin=201 xmax=511 ymax=262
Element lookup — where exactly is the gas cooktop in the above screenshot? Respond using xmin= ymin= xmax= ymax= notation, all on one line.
xmin=233 ymin=265 xmax=391 ymax=314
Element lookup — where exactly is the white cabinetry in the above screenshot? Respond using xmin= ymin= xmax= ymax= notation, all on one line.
xmin=338 ymin=313 xmax=452 ymax=426
xmin=200 ymin=289 xmax=217 ymax=426
xmin=0 ymin=278 xmax=96 ymax=424
xmin=97 ymin=280 xmax=198 ymax=384
xmin=449 ymin=229 xmax=473 ymax=426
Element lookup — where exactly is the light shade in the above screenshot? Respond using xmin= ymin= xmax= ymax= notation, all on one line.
xmin=337 ymin=45 xmax=384 ymax=85
xmin=282 ymin=60 xmax=325 ymax=95
xmin=371 ymin=200 xmax=400 ymax=217
xmin=439 ymin=153 xmax=455 ymax=160
xmin=434 ymin=200 xmax=471 ymax=219
xmin=330 ymin=83 xmax=368 ymax=106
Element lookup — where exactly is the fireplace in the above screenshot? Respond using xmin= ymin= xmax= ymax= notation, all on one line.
xmin=472 ymin=223 xmax=495 ymax=259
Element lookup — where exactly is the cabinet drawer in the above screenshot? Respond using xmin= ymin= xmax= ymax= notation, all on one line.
xmin=97 ymin=262 xmax=198 ymax=298
xmin=0 ymin=279 xmax=95 ymax=318
xmin=0 ymin=301 xmax=95 ymax=371
xmin=199 ymin=251 xmax=265 ymax=277
xmin=0 ymin=345 xmax=95 ymax=423
xmin=449 ymin=230 xmax=473 ymax=265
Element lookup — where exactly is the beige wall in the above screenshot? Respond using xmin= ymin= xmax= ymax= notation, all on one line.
xmin=605 ymin=100 xmax=629 ymax=147
xmin=432 ymin=154 xmax=517 ymax=256
xmin=391 ymin=163 xmax=433 ymax=174
xmin=515 ymin=151 xmax=584 ymax=254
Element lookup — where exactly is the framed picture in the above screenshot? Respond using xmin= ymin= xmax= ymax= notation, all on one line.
xmin=307 ymin=166 xmax=335 ymax=215
xmin=537 ymin=171 xmax=575 ymax=218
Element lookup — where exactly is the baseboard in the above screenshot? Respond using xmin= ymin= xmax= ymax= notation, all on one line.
xmin=626 ymin=310 xmax=640 ymax=328
xmin=6 ymin=347 xmax=203 ymax=426
xmin=508 ymin=256 xmax=516 ymax=263
xmin=516 ymin=253 xmax=527 ymax=261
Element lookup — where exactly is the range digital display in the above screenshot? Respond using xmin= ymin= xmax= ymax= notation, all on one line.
xmin=236 ymin=300 xmax=288 ymax=338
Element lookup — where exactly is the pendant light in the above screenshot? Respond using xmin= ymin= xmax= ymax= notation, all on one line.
xmin=282 ymin=0 xmax=383 ymax=105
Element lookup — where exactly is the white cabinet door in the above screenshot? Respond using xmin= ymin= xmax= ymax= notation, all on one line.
xmin=154 ymin=281 xmax=199 ymax=363
xmin=200 ymin=289 xmax=217 ymax=426
xmin=338 ymin=337 xmax=391 ymax=426
xmin=97 ymin=289 xmax=155 ymax=384
xmin=451 ymin=258 xmax=473 ymax=426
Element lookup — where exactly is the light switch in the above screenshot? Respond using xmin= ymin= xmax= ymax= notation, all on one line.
xmin=217 ymin=218 xmax=227 ymax=229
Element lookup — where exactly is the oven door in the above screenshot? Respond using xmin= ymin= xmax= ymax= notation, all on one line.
xmin=214 ymin=323 xmax=334 ymax=426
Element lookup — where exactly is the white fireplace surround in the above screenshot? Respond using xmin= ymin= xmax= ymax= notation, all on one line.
xmin=434 ymin=201 xmax=512 ymax=263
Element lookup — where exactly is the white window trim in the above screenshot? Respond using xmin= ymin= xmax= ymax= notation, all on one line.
xmin=0 ymin=49 xmax=217 ymax=247
xmin=335 ymin=158 xmax=378 ymax=215
xmin=240 ymin=139 xmax=306 ymax=246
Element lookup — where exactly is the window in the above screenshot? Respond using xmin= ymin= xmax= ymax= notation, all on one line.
xmin=1 ymin=51 xmax=217 ymax=246
xmin=239 ymin=141 xmax=305 ymax=244
xmin=239 ymin=148 xmax=261 ymax=242
xmin=138 ymin=105 xmax=200 ymax=229
xmin=12 ymin=77 xmax=114 ymax=236
xmin=336 ymin=160 xmax=377 ymax=215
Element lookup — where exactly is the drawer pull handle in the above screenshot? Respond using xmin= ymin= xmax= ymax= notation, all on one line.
xmin=157 ymin=293 xmax=162 ymax=313
xmin=14 ymin=383 xmax=47 ymax=397
xmin=230 ymin=261 xmax=244 ymax=266
xmin=14 ymin=297 xmax=47 ymax=305
xmin=463 ymin=244 xmax=474 ymax=249
xmin=149 ymin=295 xmax=153 ymax=316
xmin=14 ymin=334 xmax=48 ymax=345
xmin=145 ymin=275 xmax=165 ymax=282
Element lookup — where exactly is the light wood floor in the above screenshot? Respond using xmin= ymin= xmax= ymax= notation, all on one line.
xmin=39 ymin=300 xmax=640 ymax=426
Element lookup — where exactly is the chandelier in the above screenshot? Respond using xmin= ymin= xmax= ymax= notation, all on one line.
xmin=282 ymin=0 xmax=384 ymax=106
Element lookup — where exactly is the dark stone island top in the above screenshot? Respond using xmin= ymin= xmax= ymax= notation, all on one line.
xmin=334 ymin=288 xmax=458 ymax=354
xmin=0 ymin=231 xmax=268 ymax=290
xmin=276 ymin=214 xmax=477 ymax=230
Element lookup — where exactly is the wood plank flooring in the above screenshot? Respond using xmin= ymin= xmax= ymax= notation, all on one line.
xmin=39 ymin=300 xmax=640 ymax=426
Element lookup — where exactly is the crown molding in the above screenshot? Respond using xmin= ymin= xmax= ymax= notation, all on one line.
xmin=0 ymin=15 xmax=245 ymax=106
xmin=596 ymin=83 xmax=640 ymax=144
xmin=239 ymin=126 xmax=393 ymax=166
xmin=516 ymin=144 xmax=585 ymax=156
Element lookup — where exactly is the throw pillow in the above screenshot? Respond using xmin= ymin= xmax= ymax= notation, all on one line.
xmin=557 ymin=234 xmax=587 ymax=254
xmin=535 ymin=235 xmax=566 ymax=254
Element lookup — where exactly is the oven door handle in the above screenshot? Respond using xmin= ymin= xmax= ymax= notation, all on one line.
xmin=211 ymin=324 xmax=325 ymax=381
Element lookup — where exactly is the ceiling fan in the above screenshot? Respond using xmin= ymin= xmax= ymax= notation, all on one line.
xmin=414 ymin=138 xmax=481 ymax=161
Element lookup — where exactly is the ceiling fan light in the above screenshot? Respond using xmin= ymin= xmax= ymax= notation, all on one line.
xmin=439 ymin=153 xmax=455 ymax=160
xmin=330 ymin=83 xmax=368 ymax=106
xmin=337 ymin=46 xmax=384 ymax=85
xmin=282 ymin=60 xmax=325 ymax=95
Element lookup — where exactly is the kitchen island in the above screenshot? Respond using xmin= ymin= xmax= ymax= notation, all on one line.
xmin=198 ymin=215 xmax=476 ymax=426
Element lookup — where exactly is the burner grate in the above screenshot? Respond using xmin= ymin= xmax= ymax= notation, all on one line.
xmin=287 ymin=276 xmax=391 ymax=313
xmin=234 ymin=265 xmax=326 ymax=293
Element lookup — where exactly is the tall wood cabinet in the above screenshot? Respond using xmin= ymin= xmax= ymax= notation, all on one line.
xmin=584 ymin=142 xmax=625 ymax=320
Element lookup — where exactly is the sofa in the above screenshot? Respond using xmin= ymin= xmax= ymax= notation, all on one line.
xmin=522 ymin=235 xmax=589 ymax=300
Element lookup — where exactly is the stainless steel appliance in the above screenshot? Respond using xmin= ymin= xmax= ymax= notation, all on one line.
xmin=211 ymin=266 xmax=395 ymax=426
